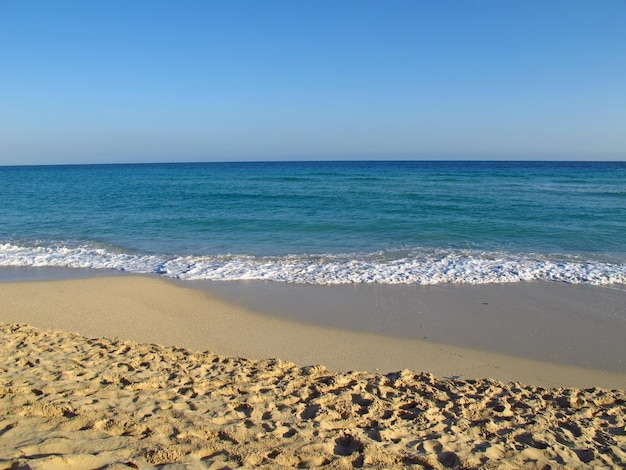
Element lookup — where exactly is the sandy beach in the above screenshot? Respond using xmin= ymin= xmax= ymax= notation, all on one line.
xmin=1 ymin=275 xmax=625 ymax=468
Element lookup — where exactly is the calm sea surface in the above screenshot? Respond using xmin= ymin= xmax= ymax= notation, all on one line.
xmin=1 ymin=161 xmax=625 ymax=284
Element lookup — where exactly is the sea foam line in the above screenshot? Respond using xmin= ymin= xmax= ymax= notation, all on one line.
xmin=1 ymin=242 xmax=625 ymax=285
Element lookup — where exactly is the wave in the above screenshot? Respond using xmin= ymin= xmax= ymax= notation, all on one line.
xmin=1 ymin=242 xmax=625 ymax=285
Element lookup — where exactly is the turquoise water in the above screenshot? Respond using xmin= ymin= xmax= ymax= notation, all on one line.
xmin=1 ymin=161 xmax=625 ymax=284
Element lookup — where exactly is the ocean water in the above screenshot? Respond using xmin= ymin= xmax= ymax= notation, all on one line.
xmin=1 ymin=161 xmax=625 ymax=285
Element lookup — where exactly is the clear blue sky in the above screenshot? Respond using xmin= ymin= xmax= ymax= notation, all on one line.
xmin=1 ymin=0 xmax=624 ymax=165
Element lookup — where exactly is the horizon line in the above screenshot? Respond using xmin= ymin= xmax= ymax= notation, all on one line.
xmin=2 ymin=158 xmax=625 ymax=169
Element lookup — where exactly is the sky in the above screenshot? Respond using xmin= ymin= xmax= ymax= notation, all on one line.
xmin=1 ymin=0 xmax=625 ymax=165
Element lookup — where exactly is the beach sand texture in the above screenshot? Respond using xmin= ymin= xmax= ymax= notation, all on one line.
xmin=2 ymin=323 xmax=626 ymax=469
xmin=1 ymin=276 xmax=625 ymax=468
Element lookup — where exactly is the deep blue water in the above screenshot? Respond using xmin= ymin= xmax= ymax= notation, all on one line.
xmin=1 ymin=161 xmax=625 ymax=284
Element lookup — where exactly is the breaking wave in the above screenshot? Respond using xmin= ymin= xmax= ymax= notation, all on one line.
xmin=1 ymin=242 xmax=625 ymax=285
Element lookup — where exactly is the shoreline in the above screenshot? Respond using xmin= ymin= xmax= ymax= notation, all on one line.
xmin=0 ymin=273 xmax=624 ymax=389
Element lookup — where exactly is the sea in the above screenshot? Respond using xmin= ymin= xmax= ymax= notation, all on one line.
xmin=1 ymin=161 xmax=625 ymax=285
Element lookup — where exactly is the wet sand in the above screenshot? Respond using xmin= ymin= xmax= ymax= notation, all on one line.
xmin=1 ymin=275 xmax=625 ymax=388
xmin=198 ymin=279 xmax=626 ymax=373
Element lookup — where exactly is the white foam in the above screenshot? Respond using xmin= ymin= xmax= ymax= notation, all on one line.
xmin=1 ymin=242 xmax=625 ymax=285
xmin=0 ymin=242 xmax=160 ymax=273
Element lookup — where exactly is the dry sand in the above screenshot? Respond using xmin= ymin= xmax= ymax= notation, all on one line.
xmin=1 ymin=276 xmax=625 ymax=468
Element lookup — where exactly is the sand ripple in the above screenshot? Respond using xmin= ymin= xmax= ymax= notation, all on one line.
xmin=1 ymin=323 xmax=625 ymax=469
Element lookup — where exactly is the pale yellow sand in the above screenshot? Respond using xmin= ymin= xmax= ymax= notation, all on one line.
xmin=0 ymin=276 xmax=625 ymax=468
xmin=1 ymin=276 xmax=625 ymax=389
xmin=1 ymin=323 xmax=625 ymax=469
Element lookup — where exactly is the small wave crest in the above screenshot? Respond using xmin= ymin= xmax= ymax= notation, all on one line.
xmin=1 ymin=242 xmax=625 ymax=285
